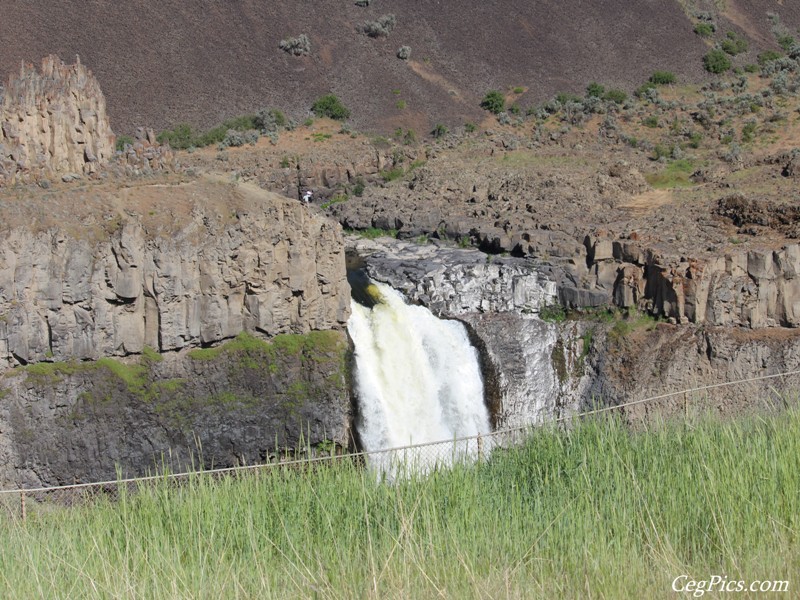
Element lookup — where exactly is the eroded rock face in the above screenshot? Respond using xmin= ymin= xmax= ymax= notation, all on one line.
xmin=0 ymin=179 xmax=353 ymax=487
xmin=0 ymin=331 xmax=351 ymax=488
xmin=349 ymin=237 xmax=587 ymax=427
xmin=0 ymin=179 xmax=351 ymax=369
xmin=349 ymin=237 xmax=557 ymax=315
xmin=581 ymin=237 xmax=800 ymax=329
xmin=0 ymin=56 xmax=115 ymax=184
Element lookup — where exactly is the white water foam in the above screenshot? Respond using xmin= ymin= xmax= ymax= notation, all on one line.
xmin=347 ymin=281 xmax=491 ymax=475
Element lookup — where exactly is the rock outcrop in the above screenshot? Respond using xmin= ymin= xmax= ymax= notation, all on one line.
xmin=0 ymin=330 xmax=351 ymax=488
xmin=0 ymin=177 xmax=353 ymax=487
xmin=350 ymin=238 xmax=800 ymax=430
xmin=348 ymin=237 xmax=587 ymax=428
xmin=0 ymin=56 xmax=115 ymax=185
xmin=0 ymin=178 xmax=350 ymax=369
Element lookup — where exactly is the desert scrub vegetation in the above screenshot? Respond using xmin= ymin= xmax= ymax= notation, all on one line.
xmin=704 ymin=48 xmax=732 ymax=73
xmin=720 ymin=31 xmax=748 ymax=56
xmin=157 ymin=114 xmax=264 ymax=150
xmin=279 ymin=33 xmax=311 ymax=56
xmin=360 ymin=14 xmax=396 ymax=37
xmin=311 ymin=94 xmax=351 ymax=120
xmin=649 ymin=71 xmax=676 ymax=85
xmin=646 ymin=158 xmax=697 ymax=188
xmin=431 ymin=123 xmax=448 ymax=138
xmin=1 ymin=408 xmax=797 ymax=598
xmin=396 ymin=45 xmax=411 ymax=60
xmin=693 ymin=22 xmax=715 ymax=37
xmin=480 ymin=89 xmax=505 ymax=114
xmin=114 ymin=135 xmax=133 ymax=151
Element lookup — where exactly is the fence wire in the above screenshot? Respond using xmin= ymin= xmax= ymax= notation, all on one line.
xmin=2 ymin=368 xmax=799 ymax=520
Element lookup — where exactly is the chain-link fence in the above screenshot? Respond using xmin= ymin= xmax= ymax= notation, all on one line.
xmin=2 ymin=369 xmax=799 ymax=521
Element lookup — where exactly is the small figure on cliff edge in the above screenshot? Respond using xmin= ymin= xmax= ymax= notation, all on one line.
xmin=302 ymin=190 xmax=313 ymax=204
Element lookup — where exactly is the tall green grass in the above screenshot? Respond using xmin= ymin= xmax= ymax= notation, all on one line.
xmin=1 ymin=410 xmax=798 ymax=598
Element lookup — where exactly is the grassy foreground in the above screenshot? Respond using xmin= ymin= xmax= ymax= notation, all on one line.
xmin=1 ymin=410 xmax=798 ymax=599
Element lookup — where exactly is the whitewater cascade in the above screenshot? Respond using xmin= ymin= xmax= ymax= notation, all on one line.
xmin=347 ymin=281 xmax=491 ymax=474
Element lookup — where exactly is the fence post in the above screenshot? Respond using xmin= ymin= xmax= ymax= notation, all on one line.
xmin=477 ymin=435 xmax=483 ymax=463
xmin=20 ymin=492 xmax=26 ymax=523
xmin=684 ymin=392 xmax=688 ymax=422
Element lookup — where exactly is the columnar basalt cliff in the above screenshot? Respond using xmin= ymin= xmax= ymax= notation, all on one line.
xmin=0 ymin=178 xmax=353 ymax=488
xmin=0 ymin=55 xmax=115 ymax=184
xmin=0 ymin=179 xmax=350 ymax=368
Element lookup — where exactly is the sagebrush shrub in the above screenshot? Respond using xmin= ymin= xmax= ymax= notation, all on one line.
xmin=397 ymin=46 xmax=411 ymax=60
xmin=361 ymin=15 xmax=396 ymax=37
xmin=279 ymin=34 xmax=311 ymax=56
xmin=603 ymin=89 xmax=627 ymax=104
xmin=694 ymin=22 xmax=715 ymax=37
xmin=721 ymin=32 xmax=748 ymax=56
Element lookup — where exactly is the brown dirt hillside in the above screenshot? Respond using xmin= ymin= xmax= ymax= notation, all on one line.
xmin=4 ymin=0 xmax=796 ymax=136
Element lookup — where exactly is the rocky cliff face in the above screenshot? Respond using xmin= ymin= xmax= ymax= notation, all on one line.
xmin=0 ymin=177 xmax=353 ymax=488
xmin=349 ymin=238 xmax=588 ymax=428
xmin=560 ymin=237 xmax=800 ymax=330
xmin=351 ymin=238 xmax=800 ymax=430
xmin=0 ymin=56 xmax=115 ymax=185
xmin=0 ymin=178 xmax=350 ymax=368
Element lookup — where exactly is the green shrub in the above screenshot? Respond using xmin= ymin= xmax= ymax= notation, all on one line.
xmin=480 ymin=90 xmax=505 ymax=114
xmin=721 ymin=31 xmax=748 ymax=56
xmin=693 ymin=22 xmax=714 ymax=37
xmin=464 ymin=122 xmax=477 ymax=133
xmin=778 ymin=35 xmax=796 ymax=52
xmin=649 ymin=71 xmax=676 ymax=85
xmin=744 ymin=63 xmax=759 ymax=73
xmin=508 ymin=103 xmax=521 ymax=115
xmin=703 ymin=49 xmax=732 ymax=74
xmin=115 ymin=135 xmax=134 ymax=151
xmin=555 ymin=92 xmax=581 ymax=105
xmin=352 ymin=178 xmax=365 ymax=197
xmin=741 ymin=121 xmax=757 ymax=143
xmin=311 ymin=94 xmax=351 ymax=120
xmin=431 ymin=123 xmax=448 ymax=138
xmin=758 ymin=50 xmax=783 ymax=65
xmin=603 ymin=88 xmax=628 ymax=104
xmin=687 ymin=131 xmax=703 ymax=148
xmin=635 ymin=82 xmax=656 ymax=97
xmin=642 ymin=115 xmax=659 ymax=128
xmin=586 ymin=82 xmax=605 ymax=98
xmin=396 ymin=46 xmax=411 ymax=60
xmin=512 ymin=86 xmax=524 ymax=94
xmin=157 ymin=123 xmax=195 ymax=149
xmin=539 ymin=304 xmax=567 ymax=323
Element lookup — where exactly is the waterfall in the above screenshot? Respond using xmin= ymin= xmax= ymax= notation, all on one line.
xmin=347 ymin=280 xmax=491 ymax=474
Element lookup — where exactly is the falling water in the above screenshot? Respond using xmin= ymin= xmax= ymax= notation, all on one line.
xmin=347 ymin=280 xmax=491 ymax=474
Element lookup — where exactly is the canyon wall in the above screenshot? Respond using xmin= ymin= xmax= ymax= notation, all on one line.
xmin=351 ymin=238 xmax=800 ymax=430
xmin=0 ymin=178 xmax=353 ymax=488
